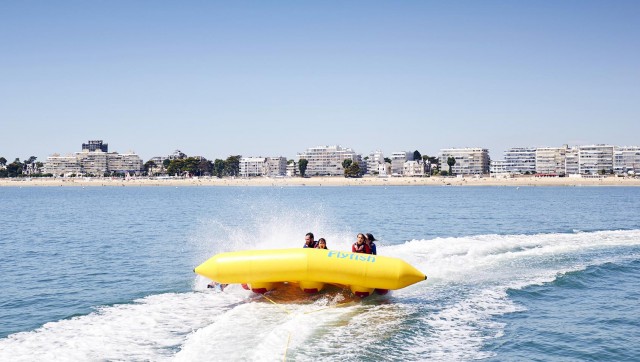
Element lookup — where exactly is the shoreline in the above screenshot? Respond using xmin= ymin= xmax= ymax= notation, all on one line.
xmin=2 ymin=176 xmax=640 ymax=187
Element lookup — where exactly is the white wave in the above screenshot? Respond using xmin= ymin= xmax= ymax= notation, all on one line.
xmin=387 ymin=229 xmax=640 ymax=285
xmin=0 ymin=290 xmax=249 ymax=361
xmin=2 ymin=229 xmax=639 ymax=361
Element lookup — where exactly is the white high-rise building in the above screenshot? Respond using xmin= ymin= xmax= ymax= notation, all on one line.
xmin=45 ymin=142 xmax=143 ymax=176
xmin=265 ymin=157 xmax=288 ymax=177
xmin=239 ymin=157 xmax=267 ymax=177
xmin=439 ymin=148 xmax=490 ymax=175
xmin=391 ymin=151 xmax=411 ymax=175
xmin=504 ymin=147 xmax=536 ymax=174
xmin=366 ymin=151 xmax=385 ymax=175
xmin=107 ymin=152 xmax=144 ymax=174
xmin=613 ymin=146 xmax=640 ymax=175
xmin=76 ymin=149 xmax=109 ymax=175
xmin=578 ymin=145 xmax=614 ymax=175
xmin=297 ymin=145 xmax=361 ymax=176
xmin=536 ymin=146 xmax=568 ymax=175
xmin=565 ymin=147 xmax=580 ymax=175
xmin=44 ymin=154 xmax=81 ymax=176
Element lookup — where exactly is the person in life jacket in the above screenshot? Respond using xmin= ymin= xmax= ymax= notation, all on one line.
xmin=352 ymin=233 xmax=371 ymax=254
xmin=303 ymin=232 xmax=317 ymax=248
xmin=365 ymin=233 xmax=377 ymax=255
xmin=315 ymin=238 xmax=328 ymax=250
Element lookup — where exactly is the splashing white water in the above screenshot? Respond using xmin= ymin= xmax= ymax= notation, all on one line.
xmin=2 ymin=229 xmax=639 ymax=361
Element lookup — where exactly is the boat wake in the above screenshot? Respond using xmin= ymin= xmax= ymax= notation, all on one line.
xmin=2 ymin=229 xmax=639 ymax=361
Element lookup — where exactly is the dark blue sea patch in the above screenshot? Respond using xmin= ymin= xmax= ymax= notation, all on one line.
xmin=484 ymin=259 xmax=640 ymax=361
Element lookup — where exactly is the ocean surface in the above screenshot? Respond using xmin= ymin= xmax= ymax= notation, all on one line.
xmin=1 ymin=185 xmax=639 ymax=361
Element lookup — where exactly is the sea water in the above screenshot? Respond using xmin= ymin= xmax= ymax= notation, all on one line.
xmin=0 ymin=185 xmax=639 ymax=361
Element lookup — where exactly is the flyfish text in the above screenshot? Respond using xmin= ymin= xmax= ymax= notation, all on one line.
xmin=327 ymin=251 xmax=376 ymax=263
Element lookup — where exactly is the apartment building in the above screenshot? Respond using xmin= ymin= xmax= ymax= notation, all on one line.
xmin=286 ymin=161 xmax=297 ymax=177
xmin=613 ymin=146 xmax=640 ymax=175
xmin=238 ymin=156 xmax=288 ymax=177
xmin=44 ymin=154 xmax=81 ymax=176
xmin=403 ymin=160 xmax=426 ymax=177
xmin=297 ymin=145 xmax=361 ymax=176
xmin=76 ymin=149 xmax=109 ymax=175
xmin=391 ymin=151 xmax=412 ymax=175
xmin=439 ymin=148 xmax=490 ymax=175
xmin=265 ymin=157 xmax=287 ymax=177
xmin=504 ymin=147 xmax=536 ymax=174
xmin=239 ymin=157 xmax=267 ymax=177
xmin=108 ymin=152 xmax=144 ymax=174
xmin=45 ymin=140 xmax=143 ymax=176
xmin=490 ymin=160 xmax=508 ymax=176
xmin=536 ymin=146 xmax=568 ymax=175
xmin=565 ymin=147 xmax=579 ymax=175
xmin=366 ymin=151 xmax=385 ymax=175
xmin=377 ymin=162 xmax=391 ymax=177
xmin=578 ymin=145 xmax=614 ymax=175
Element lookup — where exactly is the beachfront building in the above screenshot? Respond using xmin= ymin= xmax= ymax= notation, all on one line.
xmin=44 ymin=150 xmax=143 ymax=176
xmin=565 ymin=147 xmax=580 ymax=175
xmin=265 ymin=157 xmax=287 ymax=177
xmin=286 ymin=161 xmax=297 ymax=177
xmin=44 ymin=154 xmax=82 ymax=176
xmin=366 ymin=151 xmax=385 ymax=175
xmin=297 ymin=145 xmax=361 ymax=176
xmin=108 ymin=152 xmax=144 ymax=175
xmin=613 ymin=146 xmax=640 ymax=175
xmin=578 ymin=145 xmax=614 ymax=175
xmin=378 ymin=162 xmax=391 ymax=177
xmin=439 ymin=148 xmax=490 ymax=175
xmin=391 ymin=151 xmax=412 ymax=176
xmin=239 ymin=157 xmax=267 ymax=177
xmin=45 ymin=140 xmax=143 ymax=176
xmin=76 ymin=149 xmax=109 ymax=175
xmin=403 ymin=160 xmax=426 ymax=177
xmin=535 ymin=146 xmax=568 ymax=176
xmin=504 ymin=147 xmax=536 ymax=174
xmin=490 ymin=160 xmax=508 ymax=177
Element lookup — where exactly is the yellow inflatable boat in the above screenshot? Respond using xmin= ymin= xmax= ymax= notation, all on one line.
xmin=194 ymin=248 xmax=427 ymax=297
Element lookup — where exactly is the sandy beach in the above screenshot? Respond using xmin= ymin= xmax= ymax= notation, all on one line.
xmin=1 ymin=175 xmax=640 ymax=187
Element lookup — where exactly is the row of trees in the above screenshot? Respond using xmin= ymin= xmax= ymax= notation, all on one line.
xmin=144 ymin=156 xmax=242 ymax=178
xmin=0 ymin=156 xmax=50 ymax=178
xmin=150 ymin=155 xmax=313 ymax=178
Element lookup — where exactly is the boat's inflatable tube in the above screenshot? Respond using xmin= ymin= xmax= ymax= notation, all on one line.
xmin=194 ymin=248 xmax=426 ymax=296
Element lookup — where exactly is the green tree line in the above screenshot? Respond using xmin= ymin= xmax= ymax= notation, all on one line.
xmin=149 ymin=155 xmax=241 ymax=178
xmin=0 ymin=156 xmax=50 ymax=178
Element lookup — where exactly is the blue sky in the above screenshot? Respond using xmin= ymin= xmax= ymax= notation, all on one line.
xmin=1 ymin=1 xmax=639 ymax=162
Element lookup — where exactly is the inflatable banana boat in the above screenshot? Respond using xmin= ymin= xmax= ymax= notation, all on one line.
xmin=194 ymin=248 xmax=427 ymax=297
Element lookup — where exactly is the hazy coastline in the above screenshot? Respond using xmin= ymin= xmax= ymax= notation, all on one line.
xmin=2 ymin=176 xmax=640 ymax=187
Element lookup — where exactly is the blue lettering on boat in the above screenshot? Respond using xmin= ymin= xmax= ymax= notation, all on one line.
xmin=327 ymin=251 xmax=375 ymax=263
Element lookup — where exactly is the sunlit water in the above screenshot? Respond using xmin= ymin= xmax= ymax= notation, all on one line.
xmin=1 ymin=186 xmax=639 ymax=361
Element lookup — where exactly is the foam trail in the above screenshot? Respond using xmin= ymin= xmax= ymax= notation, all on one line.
xmin=382 ymin=229 xmax=640 ymax=359
xmin=2 ymin=229 xmax=639 ymax=361
xmin=0 ymin=290 xmax=249 ymax=361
